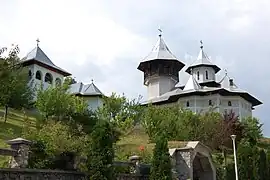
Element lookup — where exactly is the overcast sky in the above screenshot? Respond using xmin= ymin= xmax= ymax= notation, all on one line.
xmin=1 ymin=0 xmax=269 ymax=135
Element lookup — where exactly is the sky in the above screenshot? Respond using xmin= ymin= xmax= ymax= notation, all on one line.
xmin=1 ymin=0 xmax=269 ymax=135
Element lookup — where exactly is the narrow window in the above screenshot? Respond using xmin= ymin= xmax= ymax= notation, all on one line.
xmin=209 ymin=100 xmax=212 ymax=106
xmin=228 ymin=101 xmax=232 ymax=106
xmin=205 ymin=70 xmax=208 ymax=80
xmin=35 ymin=71 xmax=42 ymax=80
xmin=197 ymin=71 xmax=200 ymax=80
xmin=186 ymin=101 xmax=190 ymax=107
xmin=55 ymin=78 xmax=62 ymax=86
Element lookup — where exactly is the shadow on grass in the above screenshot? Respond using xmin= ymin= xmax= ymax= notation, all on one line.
xmin=0 ymin=121 xmax=23 ymax=140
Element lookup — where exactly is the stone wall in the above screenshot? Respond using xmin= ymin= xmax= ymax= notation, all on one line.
xmin=0 ymin=168 xmax=148 ymax=180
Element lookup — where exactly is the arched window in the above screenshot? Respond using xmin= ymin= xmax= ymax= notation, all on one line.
xmin=197 ymin=71 xmax=200 ymax=80
xmin=186 ymin=101 xmax=190 ymax=107
xmin=55 ymin=78 xmax=62 ymax=86
xmin=228 ymin=101 xmax=232 ymax=106
xmin=45 ymin=73 xmax=53 ymax=84
xmin=209 ymin=100 xmax=212 ymax=106
xmin=205 ymin=70 xmax=208 ymax=80
xmin=35 ymin=71 xmax=42 ymax=80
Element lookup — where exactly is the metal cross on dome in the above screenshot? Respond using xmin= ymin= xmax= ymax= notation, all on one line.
xmin=200 ymin=40 xmax=203 ymax=49
xmin=158 ymin=27 xmax=162 ymax=36
xmin=36 ymin=38 xmax=40 ymax=47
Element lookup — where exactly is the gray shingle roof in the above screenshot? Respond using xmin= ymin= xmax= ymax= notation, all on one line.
xmin=69 ymin=82 xmax=103 ymax=96
xmin=142 ymin=35 xmax=178 ymax=61
xmin=22 ymin=46 xmax=71 ymax=76
xmin=186 ymin=46 xmax=221 ymax=74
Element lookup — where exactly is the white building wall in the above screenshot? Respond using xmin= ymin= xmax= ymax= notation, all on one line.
xmin=175 ymin=95 xmax=252 ymax=119
xmin=192 ymin=66 xmax=216 ymax=83
xmin=147 ymin=76 xmax=177 ymax=100
xmin=83 ymin=96 xmax=103 ymax=111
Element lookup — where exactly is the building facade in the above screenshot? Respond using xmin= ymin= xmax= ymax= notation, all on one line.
xmin=138 ymin=34 xmax=262 ymax=119
xmin=21 ymin=42 xmax=104 ymax=111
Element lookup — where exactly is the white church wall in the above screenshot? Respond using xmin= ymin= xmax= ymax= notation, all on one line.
xmin=32 ymin=64 xmax=65 ymax=90
xmin=192 ymin=66 xmax=216 ymax=83
xmin=147 ymin=76 xmax=176 ymax=100
xmin=83 ymin=96 xmax=103 ymax=111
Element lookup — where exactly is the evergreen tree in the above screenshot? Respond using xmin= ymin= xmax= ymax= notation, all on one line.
xmin=150 ymin=134 xmax=172 ymax=180
xmin=86 ymin=119 xmax=116 ymax=180
xmin=258 ymin=149 xmax=268 ymax=180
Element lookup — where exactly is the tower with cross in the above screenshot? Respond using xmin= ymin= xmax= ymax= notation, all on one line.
xmin=137 ymin=29 xmax=185 ymax=100
xmin=21 ymin=38 xmax=71 ymax=94
xmin=185 ymin=40 xmax=221 ymax=87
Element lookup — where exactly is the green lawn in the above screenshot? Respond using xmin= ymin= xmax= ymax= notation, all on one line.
xmin=0 ymin=108 xmax=36 ymax=167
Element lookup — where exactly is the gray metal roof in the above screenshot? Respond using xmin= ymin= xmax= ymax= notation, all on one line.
xmin=183 ymin=75 xmax=201 ymax=91
xmin=142 ymin=35 xmax=177 ymax=61
xmin=21 ymin=46 xmax=71 ymax=75
xmin=142 ymin=84 xmax=261 ymax=107
xmin=69 ymin=81 xmax=103 ymax=96
xmin=186 ymin=46 xmax=221 ymax=74
xmin=219 ymin=72 xmax=238 ymax=89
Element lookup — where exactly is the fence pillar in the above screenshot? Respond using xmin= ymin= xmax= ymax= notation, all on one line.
xmin=6 ymin=137 xmax=32 ymax=168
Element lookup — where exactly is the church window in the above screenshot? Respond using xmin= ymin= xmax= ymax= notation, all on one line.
xmin=35 ymin=71 xmax=42 ymax=80
xmin=186 ymin=101 xmax=190 ymax=107
xmin=228 ymin=101 xmax=232 ymax=106
xmin=55 ymin=78 xmax=62 ymax=86
xmin=28 ymin=70 xmax=32 ymax=79
xmin=209 ymin=100 xmax=212 ymax=106
xmin=45 ymin=73 xmax=53 ymax=84
xmin=205 ymin=71 xmax=208 ymax=80
xmin=197 ymin=71 xmax=200 ymax=80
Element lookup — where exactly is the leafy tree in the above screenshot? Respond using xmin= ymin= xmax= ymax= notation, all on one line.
xmin=242 ymin=116 xmax=263 ymax=146
xmin=0 ymin=45 xmax=33 ymax=122
xmin=35 ymin=83 xmax=88 ymax=120
xmin=23 ymin=120 xmax=89 ymax=169
xmin=86 ymin=119 xmax=116 ymax=180
xmin=150 ymin=134 xmax=172 ymax=180
xmin=64 ymin=76 xmax=77 ymax=85
xmin=98 ymin=93 xmax=143 ymax=134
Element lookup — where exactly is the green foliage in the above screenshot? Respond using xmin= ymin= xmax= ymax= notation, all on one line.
xmin=258 ymin=149 xmax=268 ymax=180
xmin=23 ymin=120 xmax=89 ymax=169
xmin=242 ymin=116 xmax=263 ymax=146
xmin=35 ymin=83 xmax=88 ymax=120
xmin=0 ymin=45 xmax=33 ymax=122
xmin=150 ymin=134 xmax=172 ymax=180
xmin=86 ymin=119 xmax=116 ymax=180
xmin=98 ymin=93 xmax=143 ymax=134
xmin=237 ymin=140 xmax=259 ymax=180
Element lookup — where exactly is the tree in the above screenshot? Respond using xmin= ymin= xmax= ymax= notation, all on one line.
xmin=35 ymin=83 xmax=88 ymax=120
xmin=0 ymin=45 xmax=33 ymax=122
xmin=98 ymin=93 xmax=143 ymax=134
xmin=258 ymin=149 xmax=268 ymax=180
xmin=237 ymin=140 xmax=259 ymax=180
xmin=242 ymin=116 xmax=263 ymax=146
xmin=86 ymin=119 xmax=116 ymax=180
xmin=150 ymin=134 xmax=172 ymax=180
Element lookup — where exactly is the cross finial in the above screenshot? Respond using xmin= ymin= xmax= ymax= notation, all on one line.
xmin=36 ymin=38 xmax=40 ymax=47
xmin=91 ymin=79 xmax=94 ymax=83
xmin=225 ymin=69 xmax=228 ymax=75
xmin=158 ymin=27 xmax=162 ymax=37
xmin=200 ymin=40 xmax=203 ymax=49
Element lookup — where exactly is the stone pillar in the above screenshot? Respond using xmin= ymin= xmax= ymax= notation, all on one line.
xmin=6 ymin=138 xmax=32 ymax=168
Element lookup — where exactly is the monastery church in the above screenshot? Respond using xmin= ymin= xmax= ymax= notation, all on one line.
xmin=21 ymin=34 xmax=262 ymax=118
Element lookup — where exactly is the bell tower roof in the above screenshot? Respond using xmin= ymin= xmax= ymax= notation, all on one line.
xmin=186 ymin=41 xmax=220 ymax=74
xmin=142 ymin=33 xmax=178 ymax=61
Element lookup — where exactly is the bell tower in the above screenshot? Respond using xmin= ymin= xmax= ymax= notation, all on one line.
xmin=137 ymin=30 xmax=185 ymax=100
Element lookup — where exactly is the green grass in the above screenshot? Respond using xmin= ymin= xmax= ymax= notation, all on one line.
xmin=0 ymin=108 xmax=36 ymax=167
